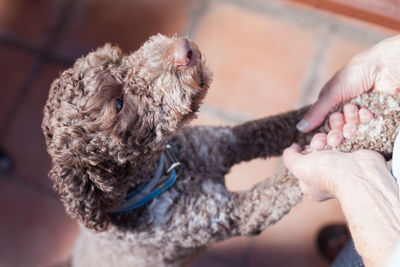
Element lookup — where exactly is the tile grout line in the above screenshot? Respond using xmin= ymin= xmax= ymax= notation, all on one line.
xmin=40 ymin=0 xmax=77 ymax=53
xmin=0 ymin=0 xmax=78 ymax=68
xmin=1 ymin=171 xmax=59 ymax=201
xmin=0 ymin=0 xmax=78 ymax=196
xmin=205 ymin=251 xmax=240 ymax=266
xmin=0 ymin=33 xmax=75 ymax=65
xmin=239 ymin=237 xmax=256 ymax=267
xmin=297 ymin=25 xmax=332 ymax=107
xmin=183 ymin=0 xmax=212 ymax=39
xmin=0 ymin=0 xmax=76 ymax=141
xmin=0 ymin=33 xmax=43 ymax=56
xmin=219 ymin=0 xmax=391 ymax=44
xmin=184 ymin=0 xmax=259 ymax=124
xmin=0 ymin=58 xmax=44 ymax=142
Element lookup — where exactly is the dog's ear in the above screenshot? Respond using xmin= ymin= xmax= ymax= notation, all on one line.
xmin=49 ymin=137 xmax=125 ymax=231
xmin=49 ymin=160 xmax=125 ymax=231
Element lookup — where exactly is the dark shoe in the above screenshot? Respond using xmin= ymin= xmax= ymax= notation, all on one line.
xmin=317 ymin=224 xmax=350 ymax=262
xmin=0 ymin=148 xmax=13 ymax=172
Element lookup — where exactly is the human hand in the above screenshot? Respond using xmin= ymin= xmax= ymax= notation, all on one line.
xmin=283 ymin=145 xmax=400 ymax=265
xmin=282 ymin=143 xmax=386 ymax=201
xmin=286 ymin=100 xmax=376 ymax=198
xmin=297 ymin=35 xmax=400 ymax=133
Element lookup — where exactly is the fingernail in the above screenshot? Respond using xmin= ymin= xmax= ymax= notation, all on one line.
xmin=330 ymin=112 xmax=344 ymax=127
xmin=310 ymin=138 xmax=324 ymax=150
xmin=296 ymin=119 xmax=309 ymax=132
xmin=343 ymin=123 xmax=357 ymax=138
xmin=327 ymin=130 xmax=344 ymax=146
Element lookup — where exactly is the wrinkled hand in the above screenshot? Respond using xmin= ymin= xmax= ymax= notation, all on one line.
xmin=283 ymin=107 xmax=400 ymax=265
xmin=284 ymin=35 xmax=400 ymax=265
xmin=283 ymin=143 xmax=386 ymax=201
xmin=285 ymin=99 xmax=376 ymax=199
xmin=297 ymin=35 xmax=400 ymax=133
xmin=283 ymin=145 xmax=400 ymax=265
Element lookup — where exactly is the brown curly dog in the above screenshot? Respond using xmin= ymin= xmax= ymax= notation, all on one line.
xmin=42 ymin=33 xmax=339 ymax=266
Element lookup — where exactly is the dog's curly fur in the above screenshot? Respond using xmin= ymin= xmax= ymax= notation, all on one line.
xmin=42 ymin=34 xmax=400 ymax=266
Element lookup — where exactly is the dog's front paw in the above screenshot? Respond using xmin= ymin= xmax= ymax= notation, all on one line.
xmin=340 ymin=91 xmax=400 ymax=156
xmin=307 ymin=91 xmax=400 ymax=157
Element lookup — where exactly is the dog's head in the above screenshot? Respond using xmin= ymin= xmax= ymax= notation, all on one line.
xmin=42 ymin=34 xmax=211 ymax=230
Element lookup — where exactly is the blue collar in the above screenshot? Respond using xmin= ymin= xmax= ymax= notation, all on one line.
xmin=110 ymin=143 xmax=182 ymax=213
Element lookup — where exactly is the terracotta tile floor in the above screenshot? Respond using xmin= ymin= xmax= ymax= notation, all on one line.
xmin=0 ymin=0 xmax=397 ymax=266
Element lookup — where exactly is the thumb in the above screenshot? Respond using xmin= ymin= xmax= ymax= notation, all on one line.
xmin=296 ymin=95 xmax=336 ymax=133
xmin=283 ymin=143 xmax=304 ymax=175
xmin=296 ymin=71 xmax=345 ymax=133
xmin=297 ymin=62 xmax=375 ymax=133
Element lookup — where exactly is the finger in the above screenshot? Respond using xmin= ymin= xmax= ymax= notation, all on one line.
xmin=297 ymin=97 xmax=336 ymax=133
xmin=297 ymin=69 xmax=361 ymax=133
xmin=299 ymin=181 xmax=309 ymax=195
xmin=327 ymin=130 xmax=344 ymax=147
xmin=298 ymin=60 xmax=377 ymax=133
xmin=329 ymin=112 xmax=345 ymax=131
xmin=310 ymin=133 xmax=327 ymax=150
xmin=283 ymin=144 xmax=304 ymax=174
xmin=343 ymin=122 xmax=358 ymax=138
xmin=359 ymin=108 xmax=374 ymax=123
xmin=343 ymin=103 xmax=360 ymax=124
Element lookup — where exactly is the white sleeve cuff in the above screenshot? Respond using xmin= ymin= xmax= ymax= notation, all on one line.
xmin=386 ymin=240 xmax=400 ymax=267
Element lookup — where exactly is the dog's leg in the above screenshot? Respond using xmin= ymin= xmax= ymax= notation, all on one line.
xmin=170 ymin=169 xmax=300 ymax=241
xmin=175 ymin=106 xmax=315 ymax=177
xmin=227 ymin=167 xmax=301 ymax=236
xmin=224 ymin=106 xmax=316 ymax=166
xmin=223 ymin=92 xmax=400 ymax=236
xmin=151 ymin=169 xmax=300 ymax=254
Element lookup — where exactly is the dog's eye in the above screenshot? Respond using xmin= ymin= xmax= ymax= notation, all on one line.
xmin=115 ymin=97 xmax=123 ymax=113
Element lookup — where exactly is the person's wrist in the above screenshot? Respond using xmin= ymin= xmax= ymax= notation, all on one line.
xmin=334 ymin=166 xmax=389 ymax=200
xmin=333 ymin=166 xmax=400 ymax=265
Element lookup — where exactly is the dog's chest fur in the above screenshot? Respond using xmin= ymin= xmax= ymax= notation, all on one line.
xmin=72 ymin=127 xmax=238 ymax=266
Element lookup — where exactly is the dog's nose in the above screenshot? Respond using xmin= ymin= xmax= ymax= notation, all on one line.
xmin=174 ymin=38 xmax=193 ymax=67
